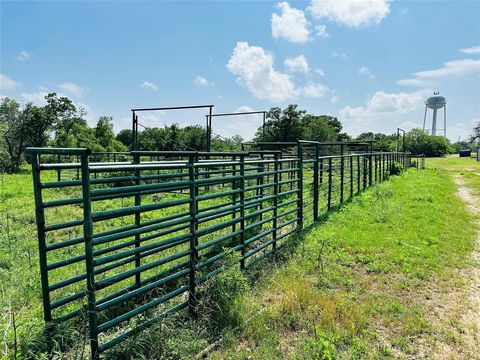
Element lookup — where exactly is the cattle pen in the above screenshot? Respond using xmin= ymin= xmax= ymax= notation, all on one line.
xmin=26 ymin=140 xmax=412 ymax=359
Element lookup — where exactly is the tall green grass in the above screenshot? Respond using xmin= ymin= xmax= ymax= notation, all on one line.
xmin=209 ymin=167 xmax=477 ymax=359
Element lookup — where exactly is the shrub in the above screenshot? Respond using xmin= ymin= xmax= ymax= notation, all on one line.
xmin=389 ymin=162 xmax=405 ymax=176
xmin=198 ymin=252 xmax=250 ymax=331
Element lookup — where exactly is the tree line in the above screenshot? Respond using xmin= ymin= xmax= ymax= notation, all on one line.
xmin=1 ymin=93 xmax=478 ymax=173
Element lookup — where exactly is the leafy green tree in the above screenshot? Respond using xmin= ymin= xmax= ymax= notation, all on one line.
xmin=116 ymin=129 xmax=133 ymax=148
xmin=0 ymin=122 xmax=8 ymax=171
xmin=211 ymin=134 xmax=244 ymax=151
xmin=55 ymin=115 xmax=126 ymax=152
xmin=356 ymin=132 xmax=396 ymax=151
xmin=404 ymin=128 xmax=452 ymax=156
xmin=0 ymin=98 xmax=30 ymax=172
xmin=303 ymin=115 xmax=338 ymax=142
xmin=180 ymin=125 xmax=206 ymax=150
xmin=138 ymin=127 xmax=164 ymax=151
xmin=471 ymin=120 xmax=480 ymax=144
xmin=452 ymin=140 xmax=475 ymax=153
xmin=95 ymin=116 xmax=116 ymax=149
xmin=255 ymin=105 xmax=306 ymax=142
xmin=33 ymin=93 xmax=77 ymax=147
xmin=254 ymin=105 xmax=344 ymax=143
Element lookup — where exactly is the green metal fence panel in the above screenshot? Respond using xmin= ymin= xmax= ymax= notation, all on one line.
xmin=26 ymin=145 xmax=411 ymax=359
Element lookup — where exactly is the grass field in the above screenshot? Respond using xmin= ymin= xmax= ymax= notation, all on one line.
xmin=1 ymin=156 xmax=479 ymax=359
xmin=207 ymin=159 xmax=479 ymax=359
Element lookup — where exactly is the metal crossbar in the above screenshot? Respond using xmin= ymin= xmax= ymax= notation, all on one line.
xmin=26 ymin=143 xmax=412 ymax=359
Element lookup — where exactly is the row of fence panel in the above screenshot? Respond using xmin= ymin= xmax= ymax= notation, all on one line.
xmin=27 ymin=145 xmax=411 ymax=359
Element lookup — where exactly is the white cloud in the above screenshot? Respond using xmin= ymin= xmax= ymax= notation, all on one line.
xmin=227 ymin=42 xmax=298 ymax=102
xmin=194 ymin=76 xmax=213 ymax=86
xmin=460 ymin=46 xmax=480 ymax=54
xmin=447 ymin=124 xmax=474 ymax=142
xmin=396 ymin=78 xmax=432 ymax=87
xmin=330 ymin=95 xmax=339 ymax=104
xmin=141 ymin=81 xmax=158 ymax=91
xmin=339 ymin=89 xmax=430 ymax=121
xmin=315 ymin=24 xmax=329 ymax=38
xmin=0 ymin=73 xmax=21 ymax=90
xmin=17 ymin=51 xmax=31 ymax=62
xmin=309 ymin=0 xmax=390 ymax=28
xmin=57 ymin=82 xmax=88 ymax=97
xmin=358 ymin=66 xmax=375 ymax=78
xmin=284 ymin=55 xmax=310 ymax=74
xmin=397 ymin=59 xmax=480 ymax=87
xmin=272 ymin=2 xmax=310 ymax=43
xmin=302 ymin=83 xmax=328 ymax=98
xmin=315 ymin=68 xmax=326 ymax=76
xmin=330 ymin=52 xmax=346 ymax=59
xmin=415 ymin=59 xmax=480 ymax=79
xmin=215 ymin=105 xmax=264 ymax=140
xmin=20 ymin=91 xmax=49 ymax=106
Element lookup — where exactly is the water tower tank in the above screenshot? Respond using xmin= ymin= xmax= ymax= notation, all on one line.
xmin=423 ymin=92 xmax=447 ymax=137
xmin=425 ymin=95 xmax=446 ymax=110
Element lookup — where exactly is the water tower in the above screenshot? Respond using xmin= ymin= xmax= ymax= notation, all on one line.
xmin=423 ymin=92 xmax=447 ymax=137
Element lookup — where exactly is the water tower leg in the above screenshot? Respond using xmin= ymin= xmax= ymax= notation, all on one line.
xmin=432 ymin=108 xmax=437 ymax=136
xmin=423 ymin=106 xmax=427 ymax=132
xmin=444 ymin=105 xmax=447 ymax=138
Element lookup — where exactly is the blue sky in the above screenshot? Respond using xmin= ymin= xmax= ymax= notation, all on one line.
xmin=1 ymin=0 xmax=479 ymax=141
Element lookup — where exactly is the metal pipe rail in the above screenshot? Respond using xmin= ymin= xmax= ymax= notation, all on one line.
xmin=27 ymin=145 xmax=412 ymax=359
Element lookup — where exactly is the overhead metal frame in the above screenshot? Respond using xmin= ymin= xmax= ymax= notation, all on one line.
xmin=131 ymin=105 xmax=214 ymax=152
xmin=206 ymin=110 xmax=267 ymax=144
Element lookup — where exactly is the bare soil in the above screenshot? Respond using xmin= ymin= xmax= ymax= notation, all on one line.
xmin=413 ymin=174 xmax=480 ymax=360
xmin=453 ymin=176 xmax=480 ymax=356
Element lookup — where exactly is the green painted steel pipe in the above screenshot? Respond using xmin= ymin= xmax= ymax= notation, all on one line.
xmin=95 ymin=248 xmax=190 ymax=291
xmin=97 ymin=269 xmax=190 ymax=312
xmin=97 ymin=285 xmax=189 ymax=333
xmin=30 ymin=154 xmax=53 ymax=335
xmin=97 ymin=301 xmax=189 ymax=353
xmin=79 ymin=154 xmax=99 ymax=360
xmin=327 ymin=157 xmax=333 ymax=210
xmin=91 ymin=198 xmax=191 ymax=221
xmin=44 ymin=219 xmax=83 ymax=233
xmin=25 ymin=147 xmax=91 ymax=155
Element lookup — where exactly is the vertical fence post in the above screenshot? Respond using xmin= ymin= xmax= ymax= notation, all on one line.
xmin=30 ymin=153 xmax=53 ymax=348
xmin=368 ymin=143 xmax=373 ymax=187
xmin=349 ymin=155 xmax=353 ymax=199
xmin=188 ymin=155 xmax=198 ymax=314
xmin=76 ymin=155 xmax=80 ymax=180
xmin=297 ymin=143 xmax=304 ymax=229
xmin=387 ymin=154 xmax=392 ymax=176
xmin=374 ymin=155 xmax=378 ymax=183
xmin=272 ymin=153 xmax=279 ymax=250
xmin=363 ymin=156 xmax=367 ymax=190
xmin=80 ymin=152 xmax=99 ymax=360
xmin=380 ymin=154 xmax=383 ymax=182
xmin=382 ymin=154 xmax=388 ymax=180
xmin=57 ymin=154 xmax=61 ymax=182
xmin=231 ymin=155 xmax=237 ymax=234
xmin=385 ymin=154 xmax=388 ymax=179
xmin=356 ymin=155 xmax=360 ymax=194
xmin=340 ymin=145 xmax=345 ymax=203
xmin=327 ymin=157 xmax=333 ymax=210
xmin=313 ymin=145 xmax=319 ymax=221
xmin=133 ymin=153 xmax=141 ymax=287
xmin=257 ymin=154 xmax=264 ymax=222
xmin=319 ymin=157 xmax=324 ymax=185
xmin=239 ymin=155 xmax=246 ymax=269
